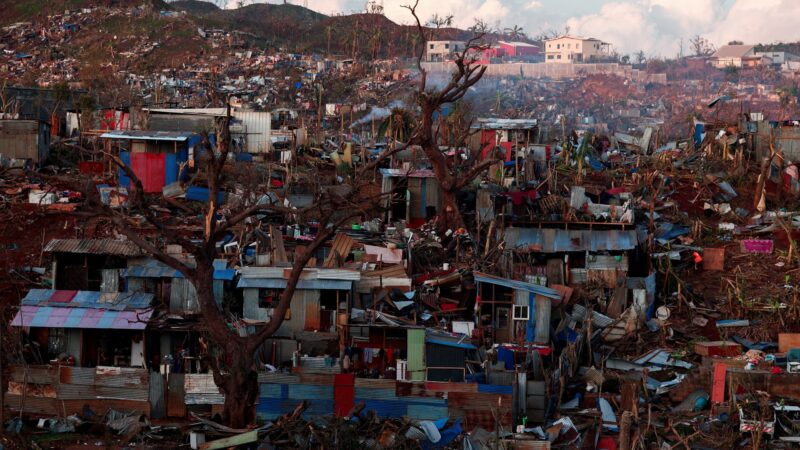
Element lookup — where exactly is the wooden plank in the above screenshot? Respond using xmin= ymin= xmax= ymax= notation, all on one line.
xmin=324 ymin=233 xmax=355 ymax=268
xmin=711 ymin=362 xmax=727 ymax=404
xmin=271 ymin=225 xmax=287 ymax=263
xmin=703 ymin=248 xmax=725 ymax=271
xmin=200 ymin=430 xmax=258 ymax=450
xmin=779 ymin=333 xmax=800 ymax=353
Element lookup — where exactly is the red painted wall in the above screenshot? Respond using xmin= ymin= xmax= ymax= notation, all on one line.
xmin=130 ymin=153 xmax=166 ymax=193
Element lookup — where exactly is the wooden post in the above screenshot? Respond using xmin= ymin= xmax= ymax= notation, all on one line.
xmin=619 ymin=411 xmax=633 ymax=450
xmin=753 ymin=156 xmax=770 ymax=212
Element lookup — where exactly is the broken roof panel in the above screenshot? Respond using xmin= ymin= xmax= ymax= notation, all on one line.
xmin=473 ymin=272 xmax=561 ymax=299
xmin=237 ymin=278 xmax=353 ymax=290
xmin=100 ymin=130 xmax=194 ymax=142
xmin=22 ymin=289 xmax=153 ymax=310
xmin=379 ymin=168 xmax=436 ymax=178
xmin=123 ymin=258 xmax=234 ymax=280
xmin=11 ymin=306 xmax=151 ymax=330
xmin=44 ymin=239 xmax=143 ymax=256
xmin=503 ymin=228 xmax=639 ymax=253
xmin=474 ymin=118 xmax=538 ymax=130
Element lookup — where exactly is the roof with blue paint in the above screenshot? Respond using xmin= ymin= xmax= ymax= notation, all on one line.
xmin=473 ymin=272 xmax=562 ymax=299
xmin=12 ymin=289 xmax=155 ymax=330
xmin=21 ymin=289 xmax=154 ymax=310
xmin=123 ymin=258 xmax=235 ymax=281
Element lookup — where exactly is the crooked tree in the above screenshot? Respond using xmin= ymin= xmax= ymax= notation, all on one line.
xmin=403 ymin=0 xmax=498 ymax=231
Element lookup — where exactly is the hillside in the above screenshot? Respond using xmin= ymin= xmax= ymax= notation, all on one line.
xmin=170 ymin=0 xmax=220 ymax=15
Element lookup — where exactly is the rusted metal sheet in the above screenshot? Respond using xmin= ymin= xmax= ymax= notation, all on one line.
xmin=4 ymin=394 xmax=58 ymax=414
xmin=303 ymin=294 xmax=321 ymax=331
xmin=59 ymin=366 xmax=95 ymax=385
xmin=44 ymin=238 xmax=143 ymax=256
xmin=10 ymin=365 xmax=58 ymax=384
xmin=62 ymin=399 xmax=150 ymax=416
xmin=95 ymin=366 xmax=149 ymax=387
xmin=7 ymin=381 xmax=57 ymax=398
xmin=447 ymin=391 xmax=513 ymax=431
xmin=297 ymin=372 xmax=336 ymax=385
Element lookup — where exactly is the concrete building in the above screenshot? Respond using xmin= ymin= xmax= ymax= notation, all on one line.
xmin=498 ymin=41 xmax=539 ymax=59
xmin=709 ymin=45 xmax=766 ymax=69
xmin=755 ymin=51 xmax=800 ymax=67
xmin=544 ymin=35 xmax=609 ymax=63
xmin=425 ymin=40 xmax=465 ymax=62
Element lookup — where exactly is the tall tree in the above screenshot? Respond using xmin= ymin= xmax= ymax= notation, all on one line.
xmin=325 ymin=23 xmax=337 ymax=56
xmin=504 ymin=25 xmax=526 ymax=41
xmin=402 ymin=1 xmax=498 ymax=230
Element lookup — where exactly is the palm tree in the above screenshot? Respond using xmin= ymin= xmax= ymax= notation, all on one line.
xmin=377 ymin=107 xmax=414 ymax=143
xmin=504 ymin=25 xmax=525 ymax=41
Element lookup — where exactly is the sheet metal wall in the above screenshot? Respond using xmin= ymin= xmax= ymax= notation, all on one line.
xmin=233 ymin=110 xmax=271 ymax=153
xmin=4 ymin=365 xmax=151 ymax=417
xmin=0 ymin=120 xmax=45 ymax=162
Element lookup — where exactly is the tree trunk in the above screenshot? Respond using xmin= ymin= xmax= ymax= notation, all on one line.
xmin=192 ymin=265 xmax=258 ymax=428
xmin=219 ymin=344 xmax=259 ymax=428
xmin=439 ymin=188 xmax=465 ymax=232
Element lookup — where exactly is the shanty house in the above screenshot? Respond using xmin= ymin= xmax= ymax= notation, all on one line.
xmin=12 ymin=289 xmax=154 ymax=368
xmin=380 ymin=168 xmax=442 ymax=227
xmin=101 ymin=130 xmax=197 ymax=193
xmin=123 ymin=257 xmax=235 ymax=373
xmin=0 ymin=119 xmax=51 ymax=163
xmin=501 ymin=226 xmax=643 ymax=289
xmin=473 ymin=272 xmax=562 ymax=345
xmin=145 ymin=108 xmax=273 ymax=154
xmin=45 ymin=239 xmax=143 ymax=291
xmin=239 ymin=267 xmax=360 ymax=364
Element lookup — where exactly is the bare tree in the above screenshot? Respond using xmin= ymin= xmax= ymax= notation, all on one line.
xmin=426 ymin=13 xmax=454 ymax=40
xmin=634 ymin=50 xmax=647 ymax=66
xmin=90 ymin=105 xmax=405 ymax=427
xmin=403 ymin=0 xmax=498 ymax=230
xmin=689 ymin=34 xmax=715 ymax=56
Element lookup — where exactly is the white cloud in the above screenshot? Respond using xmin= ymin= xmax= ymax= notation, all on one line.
xmin=382 ymin=0 xmax=510 ymax=28
xmin=707 ymin=0 xmax=800 ymax=47
xmin=564 ymin=0 xmax=800 ymax=57
xmin=526 ymin=0 xmax=543 ymax=9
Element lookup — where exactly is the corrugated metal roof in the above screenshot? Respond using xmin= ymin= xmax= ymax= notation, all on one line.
xmin=239 ymin=267 xmax=361 ymax=281
xmin=44 ymin=239 xmax=143 ymax=256
xmin=473 ymin=272 xmax=561 ymax=300
xmin=379 ymin=168 xmax=437 ymax=178
xmin=11 ymin=306 xmax=152 ymax=330
xmin=100 ymin=130 xmax=194 ymax=142
xmin=475 ymin=118 xmax=538 ymax=130
xmin=502 ymin=228 xmax=639 ymax=253
xmin=123 ymin=258 xmax=234 ymax=280
xmin=238 ymin=278 xmax=353 ymax=290
xmin=22 ymin=289 xmax=153 ymax=310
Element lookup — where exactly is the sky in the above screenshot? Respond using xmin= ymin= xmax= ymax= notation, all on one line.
xmin=245 ymin=0 xmax=800 ymax=57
